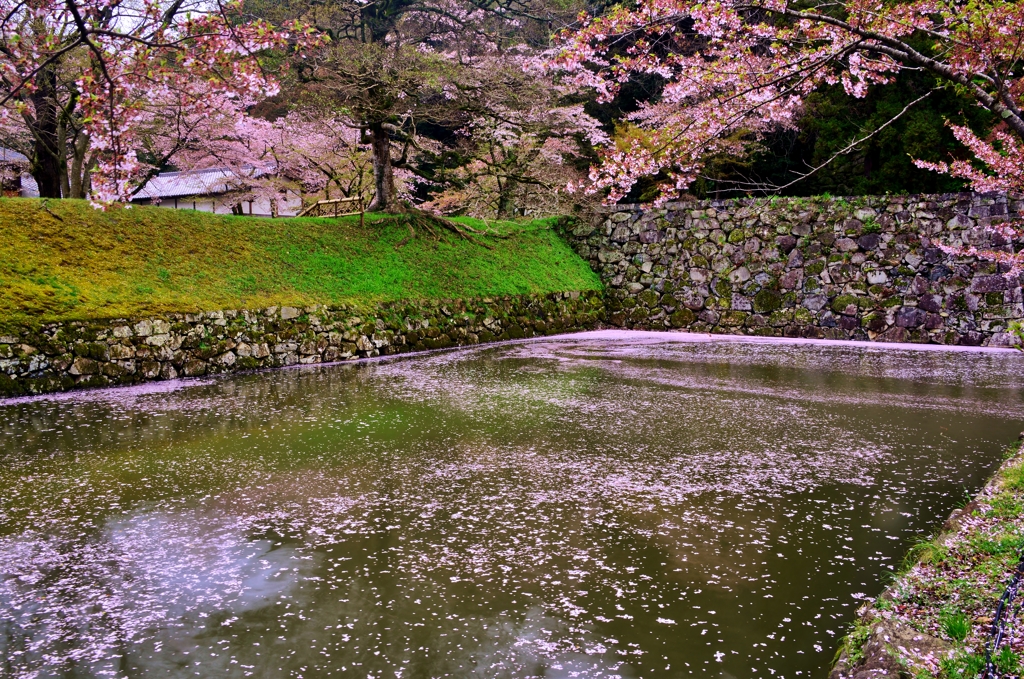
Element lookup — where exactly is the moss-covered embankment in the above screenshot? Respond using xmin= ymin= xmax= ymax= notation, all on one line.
xmin=832 ymin=433 xmax=1024 ymax=679
xmin=0 ymin=199 xmax=600 ymax=329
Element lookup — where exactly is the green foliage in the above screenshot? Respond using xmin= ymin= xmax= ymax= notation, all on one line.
xmin=967 ymin=532 xmax=1024 ymax=557
xmin=989 ymin=492 xmax=1023 ymax=518
xmin=939 ymin=611 xmax=971 ymax=643
xmin=697 ymin=65 xmax=995 ymax=198
xmin=994 ymin=646 xmax=1021 ymax=675
xmin=902 ymin=537 xmax=948 ymax=571
xmin=841 ymin=619 xmax=873 ymax=666
xmin=939 ymin=651 xmax=985 ymax=679
xmin=1009 ymin=321 xmax=1024 ymax=352
xmin=0 ymin=199 xmax=601 ymax=328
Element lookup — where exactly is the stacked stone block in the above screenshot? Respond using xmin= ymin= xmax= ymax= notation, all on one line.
xmin=566 ymin=193 xmax=1023 ymax=346
xmin=0 ymin=291 xmax=605 ymax=396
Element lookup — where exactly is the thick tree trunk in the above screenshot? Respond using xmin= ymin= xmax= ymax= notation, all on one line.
xmin=29 ymin=67 xmax=63 ymax=198
xmin=369 ymin=122 xmax=399 ymax=213
xmin=496 ymin=178 xmax=518 ymax=220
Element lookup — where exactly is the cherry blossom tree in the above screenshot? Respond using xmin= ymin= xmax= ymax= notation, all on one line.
xmin=543 ymin=0 xmax=1022 ymax=292
xmin=544 ymin=0 xmax=1024 ymax=205
xmin=423 ymin=57 xmax=608 ymax=218
xmin=0 ymin=0 xmax=317 ymax=201
xmin=256 ymin=0 xmax=587 ymax=213
xmin=914 ymin=125 xmax=1024 ymax=278
xmin=172 ymin=106 xmax=425 ymax=214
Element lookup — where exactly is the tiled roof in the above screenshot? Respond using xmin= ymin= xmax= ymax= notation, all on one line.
xmin=134 ymin=167 xmax=267 ymax=200
xmin=0 ymin=147 xmax=29 ymax=164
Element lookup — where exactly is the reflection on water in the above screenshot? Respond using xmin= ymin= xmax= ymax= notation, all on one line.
xmin=1 ymin=331 xmax=1022 ymax=678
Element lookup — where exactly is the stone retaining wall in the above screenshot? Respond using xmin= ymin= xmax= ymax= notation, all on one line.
xmin=564 ymin=193 xmax=1024 ymax=346
xmin=0 ymin=291 xmax=605 ymax=397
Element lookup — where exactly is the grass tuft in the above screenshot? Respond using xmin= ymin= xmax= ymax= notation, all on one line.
xmin=939 ymin=651 xmax=985 ymax=679
xmin=939 ymin=611 xmax=971 ymax=643
xmin=994 ymin=646 xmax=1021 ymax=675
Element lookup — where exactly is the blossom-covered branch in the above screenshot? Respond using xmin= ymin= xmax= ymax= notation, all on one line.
xmin=544 ymin=0 xmax=1024 ymax=204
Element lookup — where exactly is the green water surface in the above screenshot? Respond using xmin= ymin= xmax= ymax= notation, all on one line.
xmin=1 ymin=333 xmax=1022 ymax=679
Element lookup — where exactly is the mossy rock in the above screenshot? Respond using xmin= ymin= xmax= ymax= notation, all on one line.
xmin=236 ymin=356 xmax=262 ymax=370
xmin=629 ymin=307 xmax=651 ymax=323
xmin=860 ymin=311 xmax=884 ymax=326
xmin=753 ymin=290 xmax=783 ymax=313
xmin=638 ymin=289 xmax=661 ymax=308
xmin=76 ymin=374 xmax=110 ymax=389
xmin=793 ymin=308 xmax=813 ymax=324
xmin=423 ymin=335 xmax=453 ymax=350
xmin=986 ymin=292 xmax=1004 ymax=306
xmin=720 ymin=311 xmax=749 ymax=327
xmin=670 ymin=309 xmax=696 ymax=328
xmin=831 ymin=294 xmax=860 ymax=314
xmin=714 ymin=279 xmax=732 ymax=297
xmin=727 ymin=229 xmax=745 ymax=244
xmin=0 ymin=372 xmax=26 ymax=397
xmin=805 ymin=260 xmax=825 ymax=276
xmin=73 ymin=342 xmax=108 ymax=361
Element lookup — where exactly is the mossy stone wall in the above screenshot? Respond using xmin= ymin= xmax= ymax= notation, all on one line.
xmin=566 ymin=193 xmax=1023 ymax=346
xmin=0 ymin=291 xmax=605 ymax=397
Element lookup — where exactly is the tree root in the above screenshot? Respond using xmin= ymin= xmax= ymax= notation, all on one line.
xmin=456 ymin=218 xmax=511 ymax=239
xmin=39 ymin=199 xmax=64 ymax=222
xmin=378 ymin=205 xmax=500 ymax=250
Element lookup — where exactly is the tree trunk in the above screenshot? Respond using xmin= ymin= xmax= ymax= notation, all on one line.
xmin=369 ymin=122 xmax=399 ymax=213
xmin=69 ymin=135 xmax=90 ymax=199
xmin=29 ymin=66 xmax=63 ymax=198
xmin=496 ymin=177 xmax=518 ymax=220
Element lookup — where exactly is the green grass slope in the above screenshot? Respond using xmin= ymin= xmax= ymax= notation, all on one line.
xmin=0 ymin=199 xmax=601 ymax=328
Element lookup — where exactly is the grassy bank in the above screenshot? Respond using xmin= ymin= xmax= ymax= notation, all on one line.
xmin=833 ymin=435 xmax=1024 ymax=679
xmin=0 ymin=199 xmax=600 ymax=329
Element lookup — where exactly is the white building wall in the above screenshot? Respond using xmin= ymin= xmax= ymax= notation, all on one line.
xmin=135 ymin=191 xmax=305 ymax=217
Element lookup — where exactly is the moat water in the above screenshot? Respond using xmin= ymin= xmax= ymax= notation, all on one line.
xmin=1 ymin=331 xmax=1022 ymax=679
